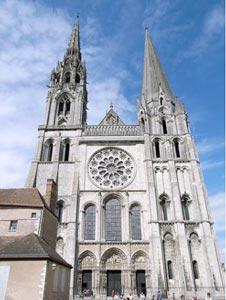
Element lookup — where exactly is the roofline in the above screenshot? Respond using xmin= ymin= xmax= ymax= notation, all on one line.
xmin=0 ymin=256 xmax=72 ymax=268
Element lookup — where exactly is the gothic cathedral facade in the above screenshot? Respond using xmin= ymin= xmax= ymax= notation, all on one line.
xmin=26 ymin=20 xmax=224 ymax=299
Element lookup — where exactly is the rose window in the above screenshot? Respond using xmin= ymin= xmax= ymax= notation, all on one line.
xmin=88 ymin=148 xmax=135 ymax=189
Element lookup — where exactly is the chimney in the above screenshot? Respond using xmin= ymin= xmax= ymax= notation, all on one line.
xmin=45 ymin=179 xmax=57 ymax=213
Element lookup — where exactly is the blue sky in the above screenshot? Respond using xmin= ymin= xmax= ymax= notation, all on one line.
xmin=0 ymin=0 xmax=224 ymax=258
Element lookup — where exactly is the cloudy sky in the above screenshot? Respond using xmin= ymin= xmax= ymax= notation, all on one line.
xmin=0 ymin=0 xmax=224 ymax=257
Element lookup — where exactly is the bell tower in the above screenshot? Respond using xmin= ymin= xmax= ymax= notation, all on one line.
xmin=44 ymin=16 xmax=87 ymax=127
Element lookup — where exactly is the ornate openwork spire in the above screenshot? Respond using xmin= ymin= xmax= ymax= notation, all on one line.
xmin=65 ymin=15 xmax=81 ymax=60
xmin=142 ymin=29 xmax=174 ymax=105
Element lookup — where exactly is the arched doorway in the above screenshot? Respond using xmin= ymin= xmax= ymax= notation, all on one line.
xmin=100 ymin=248 xmax=127 ymax=296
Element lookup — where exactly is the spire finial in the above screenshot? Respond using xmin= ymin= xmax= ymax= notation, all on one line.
xmin=110 ymin=102 xmax=113 ymax=109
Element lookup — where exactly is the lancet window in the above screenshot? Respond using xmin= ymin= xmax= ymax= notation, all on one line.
xmin=57 ymin=94 xmax=71 ymax=116
xmin=192 ymin=260 xmax=199 ymax=279
xmin=167 ymin=260 xmax=173 ymax=279
xmin=160 ymin=196 xmax=168 ymax=220
xmin=64 ymin=72 xmax=71 ymax=83
xmin=84 ymin=205 xmax=96 ymax=240
xmin=130 ymin=205 xmax=142 ymax=240
xmin=41 ymin=139 xmax=54 ymax=162
xmin=56 ymin=200 xmax=64 ymax=223
xmin=104 ymin=198 xmax=121 ymax=241
xmin=154 ymin=140 xmax=161 ymax=158
xmin=162 ymin=119 xmax=167 ymax=134
xmin=60 ymin=139 xmax=70 ymax=162
xmin=181 ymin=196 xmax=190 ymax=220
xmin=174 ymin=139 xmax=180 ymax=158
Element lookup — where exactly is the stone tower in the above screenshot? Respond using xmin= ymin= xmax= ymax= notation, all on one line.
xmin=26 ymin=21 xmax=225 ymax=299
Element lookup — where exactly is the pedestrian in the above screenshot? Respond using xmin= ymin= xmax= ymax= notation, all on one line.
xmin=152 ymin=295 xmax=155 ymax=300
xmin=157 ymin=291 xmax=163 ymax=300
xmin=206 ymin=293 xmax=212 ymax=300
xmin=192 ymin=295 xmax=197 ymax=300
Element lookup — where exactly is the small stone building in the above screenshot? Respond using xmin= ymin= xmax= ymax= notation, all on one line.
xmin=0 ymin=185 xmax=72 ymax=300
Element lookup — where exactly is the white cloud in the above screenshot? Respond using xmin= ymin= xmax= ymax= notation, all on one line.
xmin=0 ymin=0 xmax=71 ymax=188
xmin=200 ymin=160 xmax=224 ymax=171
xmin=209 ymin=192 xmax=225 ymax=259
xmin=209 ymin=192 xmax=225 ymax=232
xmin=197 ymin=139 xmax=224 ymax=154
xmin=183 ymin=5 xmax=224 ymax=58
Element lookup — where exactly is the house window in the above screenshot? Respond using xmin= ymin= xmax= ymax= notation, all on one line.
xmin=9 ymin=220 xmax=17 ymax=231
xmin=31 ymin=212 xmax=36 ymax=218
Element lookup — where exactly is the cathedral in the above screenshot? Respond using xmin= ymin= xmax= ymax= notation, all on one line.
xmin=25 ymin=19 xmax=225 ymax=299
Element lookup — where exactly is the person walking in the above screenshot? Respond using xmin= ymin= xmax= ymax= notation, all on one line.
xmin=157 ymin=291 xmax=163 ymax=300
xmin=206 ymin=293 xmax=212 ymax=300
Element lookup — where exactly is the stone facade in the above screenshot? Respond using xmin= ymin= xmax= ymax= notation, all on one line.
xmin=25 ymin=19 xmax=225 ymax=299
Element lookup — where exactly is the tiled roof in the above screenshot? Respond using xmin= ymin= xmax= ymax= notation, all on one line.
xmin=0 ymin=233 xmax=72 ymax=268
xmin=0 ymin=188 xmax=47 ymax=208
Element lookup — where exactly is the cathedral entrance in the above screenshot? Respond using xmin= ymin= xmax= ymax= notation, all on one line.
xmin=82 ymin=270 xmax=92 ymax=291
xmin=107 ymin=270 xmax=121 ymax=296
xmin=136 ymin=270 xmax=146 ymax=296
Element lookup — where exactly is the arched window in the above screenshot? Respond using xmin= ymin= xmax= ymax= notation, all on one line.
xmin=105 ymin=198 xmax=121 ymax=241
xmin=76 ymin=73 xmax=80 ymax=83
xmin=160 ymin=197 xmax=168 ymax=220
xmin=41 ymin=139 xmax=54 ymax=162
xmin=174 ymin=139 xmax=180 ymax=158
xmin=162 ymin=119 xmax=167 ymax=134
xmin=130 ymin=205 xmax=141 ymax=240
xmin=192 ymin=260 xmax=199 ymax=279
xmin=181 ymin=196 xmax=190 ymax=220
xmin=167 ymin=260 xmax=173 ymax=279
xmin=65 ymin=100 xmax=70 ymax=115
xmin=155 ymin=140 xmax=160 ymax=158
xmin=60 ymin=139 xmax=70 ymax=162
xmin=56 ymin=201 xmax=64 ymax=223
xmin=84 ymin=205 xmax=96 ymax=240
xmin=57 ymin=94 xmax=71 ymax=117
xmin=47 ymin=143 xmax=53 ymax=161
xmin=64 ymin=72 xmax=71 ymax=83
xmin=160 ymin=97 xmax=163 ymax=105
xmin=58 ymin=100 xmax=64 ymax=115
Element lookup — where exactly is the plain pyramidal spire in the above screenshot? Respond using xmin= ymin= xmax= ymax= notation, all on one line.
xmin=142 ymin=28 xmax=175 ymax=104
xmin=66 ymin=15 xmax=81 ymax=60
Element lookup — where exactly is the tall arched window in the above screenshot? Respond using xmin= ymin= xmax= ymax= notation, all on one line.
xmin=56 ymin=201 xmax=64 ymax=223
xmin=192 ymin=260 xmax=199 ymax=279
xmin=155 ymin=140 xmax=160 ymax=158
xmin=84 ymin=205 xmax=96 ymax=240
xmin=167 ymin=260 xmax=173 ymax=279
xmin=64 ymin=72 xmax=71 ymax=83
xmin=57 ymin=94 xmax=71 ymax=117
xmin=47 ymin=143 xmax=53 ymax=161
xmin=162 ymin=119 xmax=167 ymax=134
xmin=105 ymin=198 xmax=121 ymax=241
xmin=41 ymin=139 xmax=54 ymax=162
xmin=130 ymin=205 xmax=141 ymax=240
xmin=181 ymin=196 xmax=190 ymax=220
xmin=174 ymin=139 xmax=180 ymax=158
xmin=76 ymin=73 xmax=80 ymax=83
xmin=160 ymin=197 xmax=168 ymax=220
xmin=58 ymin=100 xmax=64 ymax=115
xmin=60 ymin=139 xmax=70 ymax=162
xmin=160 ymin=97 xmax=163 ymax=105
